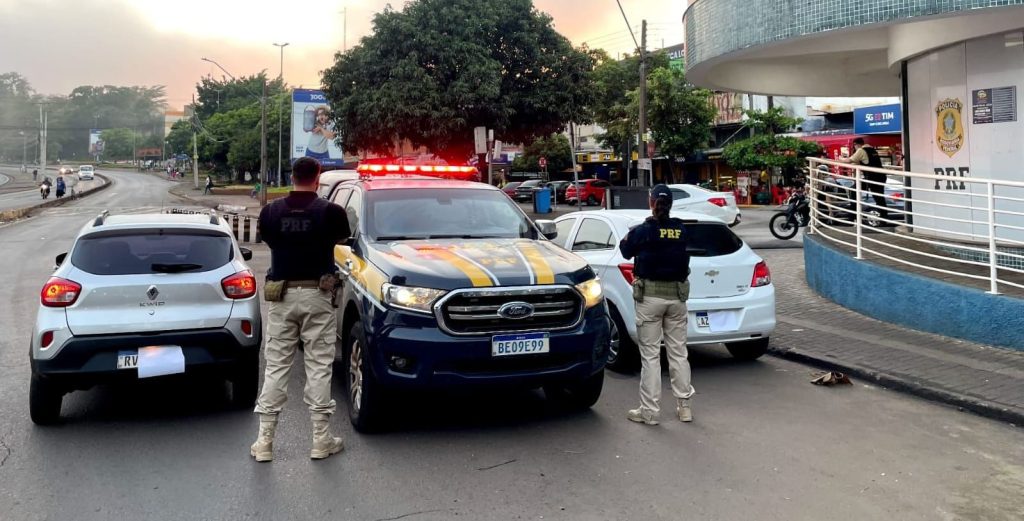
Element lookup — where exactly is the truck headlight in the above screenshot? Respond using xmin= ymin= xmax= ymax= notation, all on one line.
xmin=575 ymin=278 xmax=603 ymax=309
xmin=383 ymin=283 xmax=447 ymax=314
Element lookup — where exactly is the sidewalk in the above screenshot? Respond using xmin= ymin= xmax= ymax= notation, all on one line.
xmin=761 ymin=248 xmax=1024 ymax=426
xmin=168 ymin=181 xmax=264 ymax=217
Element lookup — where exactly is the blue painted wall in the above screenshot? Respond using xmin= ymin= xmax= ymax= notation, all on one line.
xmin=804 ymin=235 xmax=1024 ymax=351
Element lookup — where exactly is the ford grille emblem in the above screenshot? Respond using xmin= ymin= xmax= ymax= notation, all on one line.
xmin=146 ymin=286 xmax=160 ymax=300
xmin=498 ymin=301 xmax=535 ymax=320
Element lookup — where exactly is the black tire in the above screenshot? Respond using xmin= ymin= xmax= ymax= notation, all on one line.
xmin=545 ymin=370 xmax=604 ymax=410
xmin=725 ymin=337 xmax=770 ymax=361
xmin=769 ymin=213 xmax=799 ymax=240
xmin=586 ymin=195 xmax=598 ymax=206
xmin=344 ymin=322 xmax=385 ymax=433
xmin=230 ymin=356 xmax=260 ymax=408
xmin=30 ymin=373 xmax=63 ymax=425
xmin=606 ymin=305 xmax=638 ymax=373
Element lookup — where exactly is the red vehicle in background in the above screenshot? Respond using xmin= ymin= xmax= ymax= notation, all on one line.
xmin=501 ymin=181 xmax=522 ymax=198
xmin=565 ymin=179 xmax=611 ymax=206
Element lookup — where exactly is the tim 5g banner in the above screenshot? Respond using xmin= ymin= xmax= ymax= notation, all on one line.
xmin=291 ymin=89 xmax=344 ymax=168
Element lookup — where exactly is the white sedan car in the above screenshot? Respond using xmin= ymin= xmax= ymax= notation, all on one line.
xmin=668 ymin=184 xmax=741 ymax=227
xmin=552 ymin=210 xmax=775 ymax=370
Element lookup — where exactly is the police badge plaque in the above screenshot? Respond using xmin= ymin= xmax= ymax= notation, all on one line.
xmin=935 ymin=98 xmax=964 ymax=158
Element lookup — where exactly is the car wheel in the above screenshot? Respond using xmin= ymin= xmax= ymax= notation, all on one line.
xmin=724 ymin=337 xmax=770 ymax=361
xmin=345 ymin=322 xmax=385 ymax=433
xmin=864 ymin=209 xmax=882 ymax=228
xmin=606 ymin=305 xmax=638 ymax=373
xmin=30 ymin=373 xmax=63 ymax=425
xmin=230 ymin=356 xmax=260 ymax=408
xmin=545 ymin=370 xmax=604 ymax=410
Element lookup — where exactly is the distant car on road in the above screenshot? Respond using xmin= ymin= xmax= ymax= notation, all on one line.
xmin=552 ymin=210 xmax=776 ymax=371
xmin=515 ymin=179 xmax=545 ymax=201
xmin=565 ymin=179 xmax=611 ymax=206
xmin=29 ymin=211 xmax=262 ymax=424
xmin=548 ymin=180 xmax=571 ymax=202
xmin=667 ymin=184 xmax=741 ymax=227
xmin=77 ymin=165 xmax=95 ymax=181
xmin=500 ymin=181 xmax=522 ymax=198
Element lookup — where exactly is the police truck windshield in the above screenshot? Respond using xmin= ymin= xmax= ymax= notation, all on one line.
xmin=368 ymin=189 xmax=535 ymax=241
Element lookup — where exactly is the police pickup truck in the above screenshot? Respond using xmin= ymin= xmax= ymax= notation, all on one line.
xmin=324 ymin=163 xmax=610 ymax=431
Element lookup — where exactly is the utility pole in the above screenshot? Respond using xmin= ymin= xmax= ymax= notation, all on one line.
xmin=38 ymin=105 xmax=47 ymax=174
xmin=273 ymin=42 xmax=289 ymax=186
xmin=192 ymin=94 xmax=199 ymax=189
xmin=341 ymin=7 xmax=347 ymax=52
xmin=20 ymin=130 xmax=26 ymax=167
xmin=260 ymin=79 xmax=268 ymax=206
xmin=638 ymin=19 xmax=649 ymax=187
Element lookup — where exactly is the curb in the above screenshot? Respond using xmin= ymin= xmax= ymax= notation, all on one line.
xmin=170 ymin=186 xmax=261 ymax=218
xmin=768 ymin=345 xmax=1022 ymax=427
xmin=0 ymin=173 xmax=113 ymax=223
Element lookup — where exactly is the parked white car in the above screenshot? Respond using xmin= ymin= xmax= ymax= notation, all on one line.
xmin=667 ymin=184 xmax=741 ymax=227
xmin=552 ymin=210 xmax=775 ymax=371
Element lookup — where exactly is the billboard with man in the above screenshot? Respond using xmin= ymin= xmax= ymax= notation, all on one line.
xmin=88 ymin=129 xmax=104 ymax=158
xmin=291 ymin=89 xmax=344 ymax=168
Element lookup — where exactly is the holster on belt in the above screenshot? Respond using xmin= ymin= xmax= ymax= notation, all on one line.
xmin=319 ymin=272 xmax=343 ymax=308
xmin=264 ymin=280 xmax=288 ymax=302
xmin=632 ymin=279 xmax=645 ymax=302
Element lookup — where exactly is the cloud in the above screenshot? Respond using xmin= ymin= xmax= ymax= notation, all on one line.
xmin=0 ymin=0 xmax=681 ymax=106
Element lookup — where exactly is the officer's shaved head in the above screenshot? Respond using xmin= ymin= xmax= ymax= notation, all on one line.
xmin=292 ymin=157 xmax=322 ymax=186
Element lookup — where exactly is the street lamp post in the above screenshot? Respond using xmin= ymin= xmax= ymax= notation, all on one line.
xmin=19 ymin=130 xmax=26 ymax=168
xmin=273 ymin=42 xmax=289 ymax=187
xmin=201 ymin=57 xmax=268 ymax=205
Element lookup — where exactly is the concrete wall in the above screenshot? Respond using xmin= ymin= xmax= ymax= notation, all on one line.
xmin=803 ymin=234 xmax=1024 ymax=351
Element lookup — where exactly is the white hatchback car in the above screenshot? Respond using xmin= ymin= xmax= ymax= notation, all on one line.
xmin=667 ymin=184 xmax=741 ymax=227
xmin=77 ymin=165 xmax=95 ymax=180
xmin=553 ymin=210 xmax=775 ymax=370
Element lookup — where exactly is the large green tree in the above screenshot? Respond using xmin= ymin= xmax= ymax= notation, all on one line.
xmin=99 ymin=128 xmax=135 ymax=160
xmin=723 ymin=107 xmax=821 ymax=171
xmin=321 ymin=0 xmax=596 ymax=161
xmin=646 ymin=67 xmax=716 ymax=169
xmin=511 ymin=133 xmax=571 ymax=174
xmin=590 ymin=50 xmax=670 ymax=152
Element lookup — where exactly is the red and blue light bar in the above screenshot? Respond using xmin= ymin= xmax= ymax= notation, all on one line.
xmin=355 ymin=162 xmax=479 ymax=179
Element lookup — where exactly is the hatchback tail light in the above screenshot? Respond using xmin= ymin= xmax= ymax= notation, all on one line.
xmin=751 ymin=261 xmax=771 ymax=287
xmin=222 ymin=270 xmax=257 ymax=299
xmin=41 ymin=277 xmax=82 ymax=307
xmin=618 ymin=263 xmax=636 ymax=284
xmin=709 ymin=197 xmax=728 ymax=207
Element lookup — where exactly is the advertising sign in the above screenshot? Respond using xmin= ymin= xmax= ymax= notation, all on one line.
xmin=853 ymin=103 xmax=902 ymax=134
xmin=290 ymin=89 xmax=344 ymax=167
xmin=88 ymin=129 xmax=104 ymax=157
xmin=712 ymin=92 xmax=744 ymax=125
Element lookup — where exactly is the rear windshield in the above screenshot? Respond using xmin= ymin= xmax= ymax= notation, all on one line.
xmin=684 ymin=222 xmax=743 ymax=257
xmin=520 ymin=180 xmax=541 ymax=188
xmin=71 ymin=230 xmax=234 ymax=275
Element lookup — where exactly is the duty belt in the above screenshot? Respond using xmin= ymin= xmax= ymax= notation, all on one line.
xmin=286 ymin=279 xmax=321 ymax=289
xmin=641 ymin=279 xmax=686 ymax=299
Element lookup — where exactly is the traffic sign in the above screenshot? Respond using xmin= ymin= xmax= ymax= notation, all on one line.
xmin=538 ymin=156 xmax=547 ymax=169
xmin=647 ymin=142 xmax=655 ymax=157
xmin=638 ymin=158 xmax=652 ymax=171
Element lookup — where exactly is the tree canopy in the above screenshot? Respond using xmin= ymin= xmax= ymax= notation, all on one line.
xmin=722 ymin=108 xmax=821 ymax=171
xmin=646 ymin=67 xmax=715 ymax=162
xmin=590 ymin=50 xmax=670 ymax=151
xmin=321 ymin=0 xmax=596 ymax=161
xmin=511 ymin=133 xmax=571 ymax=174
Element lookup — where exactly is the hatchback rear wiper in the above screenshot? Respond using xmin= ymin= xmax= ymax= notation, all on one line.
xmin=151 ymin=263 xmax=203 ymax=273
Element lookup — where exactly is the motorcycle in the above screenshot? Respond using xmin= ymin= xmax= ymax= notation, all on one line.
xmin=769 ymin=191 xmax=810 ymax=240
xmin=40 ymin=183 xmax=51 ymax=199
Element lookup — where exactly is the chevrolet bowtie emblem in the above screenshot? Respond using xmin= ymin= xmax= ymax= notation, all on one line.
xmin=704 ymin=270 xmax=719 ymax=278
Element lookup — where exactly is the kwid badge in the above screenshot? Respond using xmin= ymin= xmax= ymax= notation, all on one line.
xmin=935 ymin=98 xmax=964 ymax=158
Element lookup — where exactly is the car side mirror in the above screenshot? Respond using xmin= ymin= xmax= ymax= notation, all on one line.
xmin=239 ymin=247 xmax=253 ymax=261
xmin=536 ymin=220 xmax=558 ymax=240
xmin=54 ymin=252 xmax=67 ymax=269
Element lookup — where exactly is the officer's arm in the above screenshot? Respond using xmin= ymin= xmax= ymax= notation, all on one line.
xmin=258 ymin=206 xmax=279 ymax=248
xmin=618 ymin=224 xmax=646 ymax=260
xmin=328 ymin=203 xmax=351 ymax=243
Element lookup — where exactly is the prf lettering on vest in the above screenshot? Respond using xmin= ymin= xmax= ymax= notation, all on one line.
xmin=659 ymin=228 xmax=681 ymax=239
xmin=281 ymin=217 xmax=312 ymax=232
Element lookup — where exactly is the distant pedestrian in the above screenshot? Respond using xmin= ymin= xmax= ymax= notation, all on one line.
xmin=840 ymin=137 xmax=888 ymax=219
xmin=32 ymin=169 xmax=38 ymax=181
xmin=251 ymin=156 xmax=350 ymax=462
xmin=55 ymin=176 xmax=66 ymax=199
xmin=619 ymin=184 xmax=695 ymax=426
xmin=251 ymin=182 xmax=261 ymax=199
xmin=204 ymin=176 xmax=213 ymax=195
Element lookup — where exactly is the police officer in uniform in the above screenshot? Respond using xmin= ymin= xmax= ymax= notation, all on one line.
xmin=619 ymin=184 xmax=695 ymax=425
xmin=250 ymin=157 xmax=350 ymax=462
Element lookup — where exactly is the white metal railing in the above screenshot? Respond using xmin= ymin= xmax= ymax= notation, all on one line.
xmin=806 ymin=157 xmax=1024 ymax=295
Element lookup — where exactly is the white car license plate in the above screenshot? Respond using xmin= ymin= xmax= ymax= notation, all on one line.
xmin=116 ymin=346 xmax=185 ymax=378
xmin=491 ymin=333 xmax=550 ymax=357
xmin=695 ymin=312 xmax=711 ymax=328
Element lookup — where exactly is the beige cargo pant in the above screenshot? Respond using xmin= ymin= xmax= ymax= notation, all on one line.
xmin=255 ymin=287 xmax=338 ymax=420
xmin=636 ymin=295 xmax=695 ymax=417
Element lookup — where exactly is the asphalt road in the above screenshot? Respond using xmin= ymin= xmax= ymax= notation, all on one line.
xmin=0 ymin=172 xmax=1021 ymax=520
xmin=0 ymin=166 xmax=106 ymax=212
